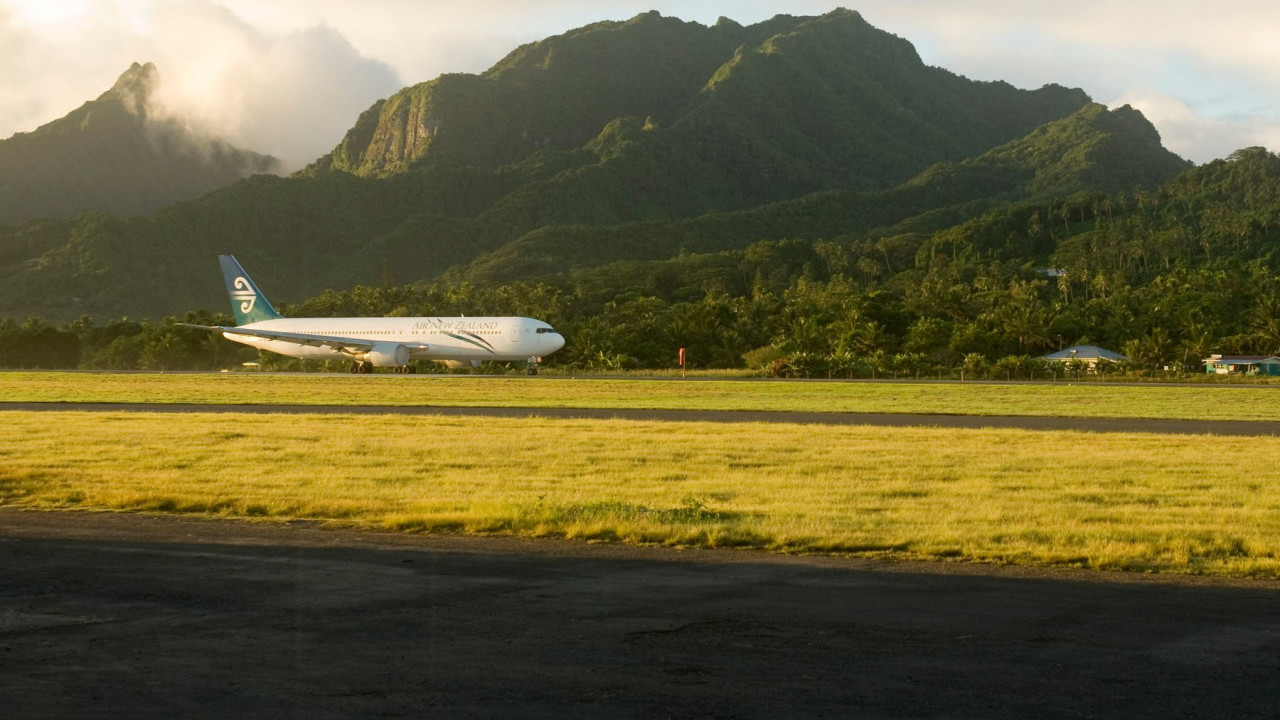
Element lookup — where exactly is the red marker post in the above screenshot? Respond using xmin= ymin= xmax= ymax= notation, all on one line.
xmin=678 ymin=347 xmax=686 ymax=378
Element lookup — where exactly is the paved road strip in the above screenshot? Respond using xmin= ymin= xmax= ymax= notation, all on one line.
xmin=2 ymin=509 xmax=1278 ymax=718
xmin=3 ymin=401 xmax=1276 ymax=435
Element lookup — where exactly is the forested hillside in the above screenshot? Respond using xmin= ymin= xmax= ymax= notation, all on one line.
xmin=454 ymin=102 xmax=1189 ymax=283
xmin=7 ymin=8 xmax=1274 ymax=377
xmin=0 ymin=63 xmax=279 ymax=226
xmin=8 ymin=148 xmax=1279 ymax=374
xmin=272 ymin=147 xmax=1280 ymax=375
xmin=0 ymin=9 xmax=1161 ymax=322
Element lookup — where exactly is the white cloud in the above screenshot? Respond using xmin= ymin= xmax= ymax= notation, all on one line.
xmin=0 ymin=0 xmax=401 ymax=171
xmin=144 ymin=1 xmax=401 ymax=169
xmin=1119 ymin=89 xmax=1280 ymax=163
xmin=0 ymin=2 xmax=132 ymax=138
xmin=855 ymin=0 xmax=1280 ymax=162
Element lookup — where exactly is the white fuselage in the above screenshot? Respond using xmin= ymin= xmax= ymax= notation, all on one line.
xmin=224 ymin=316 xmax=565 ymax=365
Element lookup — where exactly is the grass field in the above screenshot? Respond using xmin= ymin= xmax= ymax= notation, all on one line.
xmin=3 ymin=371 xmax=1280 ymax=421
xmin=4 ymin=410 xmax=1279 ymax=578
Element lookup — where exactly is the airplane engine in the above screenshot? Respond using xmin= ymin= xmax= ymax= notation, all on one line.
xmin=442 ymin=359 xmax=482 ymax=369
xmin=364 ymin=342 xmax=410 ymax=367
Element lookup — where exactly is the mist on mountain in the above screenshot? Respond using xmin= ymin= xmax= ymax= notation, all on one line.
xmin=0 ymin=62 xmax=280 ymax=226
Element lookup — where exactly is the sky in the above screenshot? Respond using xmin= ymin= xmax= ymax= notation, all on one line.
xmin=2 ymin=0 xmax=1278 ymax=171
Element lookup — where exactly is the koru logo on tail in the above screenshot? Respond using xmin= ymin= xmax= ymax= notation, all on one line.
xmin=232 ymin=276 xmax=256 ymax=314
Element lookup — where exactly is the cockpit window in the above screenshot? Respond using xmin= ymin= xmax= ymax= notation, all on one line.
xmin=536 ymin=327 xmax=557 ymax=334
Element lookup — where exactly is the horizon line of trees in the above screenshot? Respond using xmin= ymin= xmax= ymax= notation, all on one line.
xmin=5 ymin=148 xmax=1280 ymax=378
xmin=1 ymin=261 xmax=1273 ymax=379
xmin=0 ymin=313 xmax=1253 ymax=381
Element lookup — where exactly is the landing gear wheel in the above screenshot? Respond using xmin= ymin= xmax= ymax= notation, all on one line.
xmin=349 ymin=362 xmax=361 ymax=374
xmin=359 ymin=362 xmax=372 ymax=374
xmin=526 ymin=356 xmax=540 ymax=376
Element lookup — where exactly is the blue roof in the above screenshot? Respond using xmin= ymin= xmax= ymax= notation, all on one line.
xmin=1040 ymin=345 xmax=1127 ymax=361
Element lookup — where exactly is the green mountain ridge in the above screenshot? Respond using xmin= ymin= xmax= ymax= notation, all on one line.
xmin=308 ymin=11 xmax=793 ymax=179
xmin=0 ymin=63 xmax=280 ymax=226
xmin=0 ymin=10 xmax=1191 ymax=322
xmin=312 ymin=9 xmax=1091 ymax=205
xmin=455 ymin=101 xmax=1190 ymax=284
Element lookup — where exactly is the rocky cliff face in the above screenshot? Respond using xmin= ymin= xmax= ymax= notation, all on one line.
xmin=308 ymin=9 xmax=1091 ymax=198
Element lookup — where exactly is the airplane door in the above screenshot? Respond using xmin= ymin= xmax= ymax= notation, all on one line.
xmin=506 ymin=320 xmax=521 ymax=344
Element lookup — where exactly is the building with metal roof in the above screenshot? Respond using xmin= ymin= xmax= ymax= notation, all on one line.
xmin=1039 ymin=345 xmax=1127 ymax=365
xmin=1202 ymin=355 xmax=1280 ymax=376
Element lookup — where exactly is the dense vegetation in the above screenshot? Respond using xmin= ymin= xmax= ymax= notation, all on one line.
xmin=1 ymin=10 xmax=1121 ymax=320
xmin=2 ymin=10 xmax=1275 ymax=376
xmin=0 ymin=63 xmax=278 ymax=226
xmin=5 ymin=147 xmax=1279 ymax=376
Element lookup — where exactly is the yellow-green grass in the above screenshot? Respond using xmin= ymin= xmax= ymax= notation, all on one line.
xmin=3 ymin=410 xmax=1279 ymax=577
xmin=3 ymin=371 xmax=1280 ymax=421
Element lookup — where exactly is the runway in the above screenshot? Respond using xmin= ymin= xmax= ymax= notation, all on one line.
xmin=2 ymin=509 xmax=1278 ymax=718
xmin=3 ymin=401 xmax=1279 ymax=435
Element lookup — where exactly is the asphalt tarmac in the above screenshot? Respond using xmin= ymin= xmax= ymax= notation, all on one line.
xmin=4 ymin=401 xmax=1280 ymax=435
xmin=2 ymin=510 xmax=1278 ymax=718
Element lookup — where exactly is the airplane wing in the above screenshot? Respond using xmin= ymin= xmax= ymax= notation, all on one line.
xmin=179 ymin=323 xmax=429 ymax=355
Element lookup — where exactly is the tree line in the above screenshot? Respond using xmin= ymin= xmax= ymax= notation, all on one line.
xmin=4 ymin=148 xmax=1279 ymax=377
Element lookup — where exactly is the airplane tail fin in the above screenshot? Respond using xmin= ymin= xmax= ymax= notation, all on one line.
xmin=219 ymin=255 xmax=282 ymax=326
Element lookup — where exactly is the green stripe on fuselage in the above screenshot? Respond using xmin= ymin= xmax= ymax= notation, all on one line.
xmin=445 ymin=332 xmax=496 ymax=353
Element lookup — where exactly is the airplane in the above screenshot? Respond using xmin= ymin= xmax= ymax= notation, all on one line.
xmin=182 ymin=255 xmax=565 ymax=374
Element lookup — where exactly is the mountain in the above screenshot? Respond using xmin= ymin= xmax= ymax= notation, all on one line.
xmin=310 ymin=10 xmax=1089 ymax=205
xmin=455 ymin=101 xmax=1192 ymax=283
xmin=0 ymin=10 xmax=1190 ymax=322
xmin=0 ymin=62 xmax=280 ymax=226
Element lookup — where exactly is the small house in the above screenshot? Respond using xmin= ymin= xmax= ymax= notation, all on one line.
xmin=1039 ymin=345 xmax=1127 ymax=367
xmin=1202 ymin=355 xmax=1280 ymax=376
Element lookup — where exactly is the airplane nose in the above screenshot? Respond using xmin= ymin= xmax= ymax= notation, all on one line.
xmin=551 ymin=333 xmax=565 ymax=352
